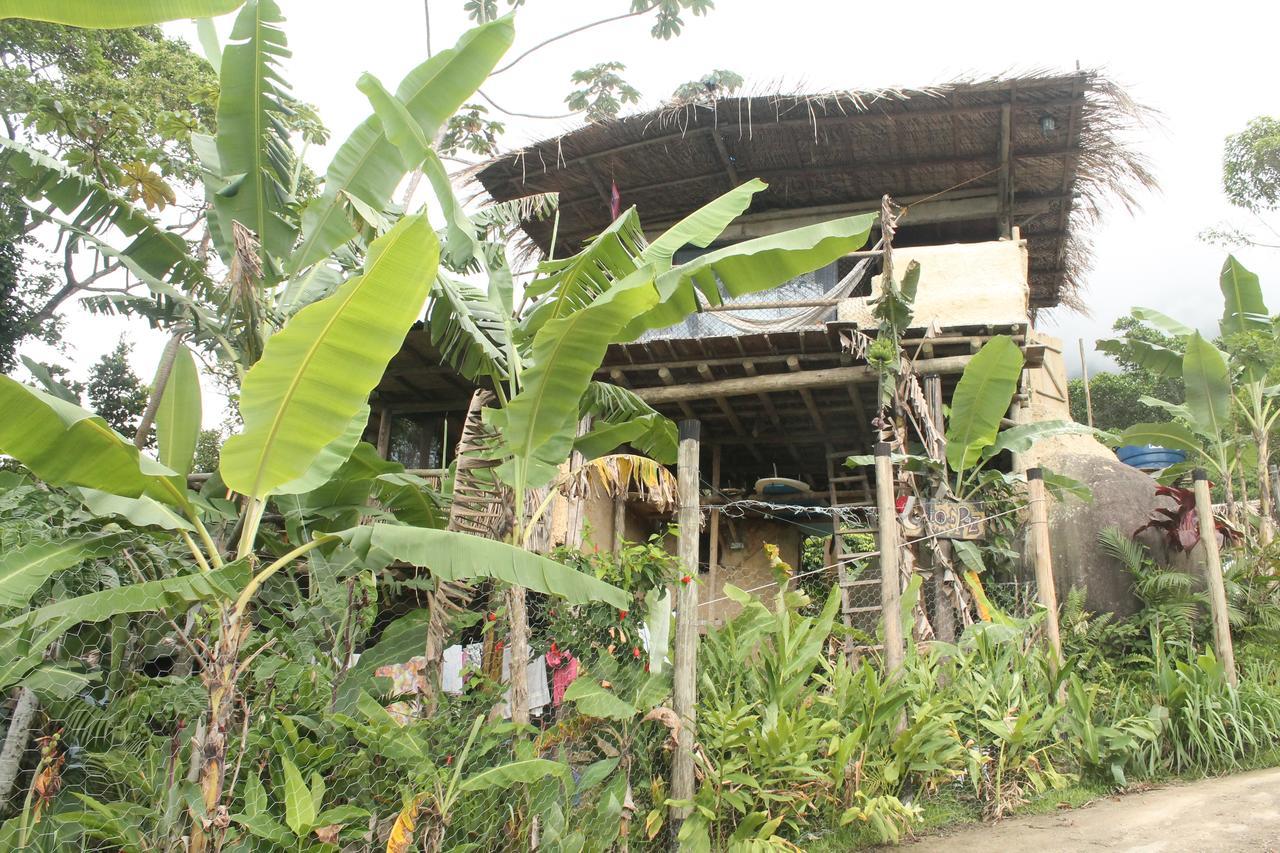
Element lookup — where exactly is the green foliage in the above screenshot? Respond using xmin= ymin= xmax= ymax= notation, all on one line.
xmin=1223 ymin=115 xmax=1280 ymax=212
xmin=565 ymin=61 xmax=640 ymax=122
xmin=671 ymin=69 xmax=743 ymax=102
xmin=86 ymin=339 xmax=149 ymax=438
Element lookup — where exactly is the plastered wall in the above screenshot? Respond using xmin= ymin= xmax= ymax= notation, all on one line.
xmin=838 ymin=238 xmax=1031 ymax=329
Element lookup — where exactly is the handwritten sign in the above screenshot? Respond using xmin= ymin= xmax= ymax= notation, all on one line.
xmin=924 ymin=500 xmax=985 ymax=540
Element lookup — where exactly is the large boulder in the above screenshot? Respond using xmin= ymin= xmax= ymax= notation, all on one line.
xmin=1024 ymin=432 xmax=1157 ymax=617
xmin=1019 ymin=334 xmax=1163 ymax=618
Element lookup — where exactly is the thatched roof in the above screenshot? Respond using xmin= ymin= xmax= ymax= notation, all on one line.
xmin=473 ymin=71 xmax=1153 ymax=310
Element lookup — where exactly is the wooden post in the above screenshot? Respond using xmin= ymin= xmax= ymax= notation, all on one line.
xmin=1026 ymin=468 xmax=1064 ymax=670
xmin=670 ymin=420 xmax=701 ymax=829
xmin=1193 ymin=469 xmax=1238 ymax=686
xmin=564 ymin=416 xmax=591 ymax=550
xmin=376 ymin=407 xmax=393 ymax=459
xmin=705 ymin=445 xmax=721 ymax=626
xmin=1078 ymin=339 xmax=1094 ymax=428
xmin=874 ymin=443 xmax=905 ymax=675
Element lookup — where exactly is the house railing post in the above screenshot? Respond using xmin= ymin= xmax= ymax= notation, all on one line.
xmin=874 ymin=443 xmax=905 ymax=676
xmin=670 ymin=419 xmax=701 ymax=830
xmin=1026 ymin=468 xmax=1064 ymax=672
xmin=1193 ymin=468 xmax=1238 ymax=686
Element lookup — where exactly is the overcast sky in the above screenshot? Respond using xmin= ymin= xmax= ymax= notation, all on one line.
xmin=21 ymin=0 xmax=1280 ymax=419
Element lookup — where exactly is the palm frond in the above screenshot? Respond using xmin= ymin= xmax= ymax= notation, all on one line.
xmin=426 ymin=273 xmax=511 ymax=382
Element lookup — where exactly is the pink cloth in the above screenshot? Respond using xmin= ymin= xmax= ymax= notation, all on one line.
xmin=544 ymin=646 xmax=579 ymax=707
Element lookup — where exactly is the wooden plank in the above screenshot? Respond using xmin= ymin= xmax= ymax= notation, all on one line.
xmin=997 ymin=102 xmax=1013 ymax=238
xmin=706 ymin=445 xmax=721 ymax=626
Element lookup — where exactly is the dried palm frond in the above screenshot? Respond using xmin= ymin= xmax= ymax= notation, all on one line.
xmin=561 ymin=453 xmax=678 ymax=513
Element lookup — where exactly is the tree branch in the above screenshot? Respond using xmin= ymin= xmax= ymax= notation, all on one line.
xmin=489 ymin=3 xmax=658 ymax=76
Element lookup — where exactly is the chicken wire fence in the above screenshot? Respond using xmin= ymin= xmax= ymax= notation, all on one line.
xmin=2 ymin=476 xmax=1036 ymax=851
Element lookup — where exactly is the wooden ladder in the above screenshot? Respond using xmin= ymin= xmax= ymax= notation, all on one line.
xmin=827 ymin=451 xmax=883 ymax=656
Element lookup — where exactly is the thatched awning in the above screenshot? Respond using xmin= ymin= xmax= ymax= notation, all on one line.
xmin=474 ymin=71 xmax=1152 ymax=310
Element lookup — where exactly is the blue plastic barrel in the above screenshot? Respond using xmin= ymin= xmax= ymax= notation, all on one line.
xmin=1116 ymin=445 xmax=1186 ymax=471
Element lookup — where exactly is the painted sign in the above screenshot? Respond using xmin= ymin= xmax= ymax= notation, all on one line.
xmin=924 ymin=500 xmax=985 ymax=540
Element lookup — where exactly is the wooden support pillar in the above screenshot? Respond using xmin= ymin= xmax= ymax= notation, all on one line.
xmin=376 ymin=407 xmax=393 ymax=459
xmin=1026 ymin=468 xmax=1064 ymax=671
xmin=1193 ymin=469 xmax=1238 ymax=686
xmin=874 ymin=443 xmax=905 ymax=675
xmin=996 ymin=102 xmax=1013 ymax=238
xmin=670 ymin=420 xmax=701 ymax=829
xmin=705 ymin=445 xmax=721 ymax=626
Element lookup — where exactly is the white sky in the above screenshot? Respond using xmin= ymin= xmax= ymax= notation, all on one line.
xmin=19 ymin=0 xmax=1280 ymax=422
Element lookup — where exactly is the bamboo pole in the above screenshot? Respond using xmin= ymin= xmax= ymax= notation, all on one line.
xmin=874 ymin=443 xmax=905 ymax=675
xmin=1078 ymin=339 xmax=1094 ymax=428
xmin=1026 ymin=469 xmax=1064 ymax=671
xmin=670 ymin=420 xmax=701 ymax=829
xmin=1193 ymin=469 xmax=1238 ymax=686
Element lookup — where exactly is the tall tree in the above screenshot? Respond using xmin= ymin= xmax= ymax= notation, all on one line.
xmin=86 ymin=339 xmax=149 ymax=438
xmin=0 ymin=21 xmax=218 ymax=366
xmin=1201 ymin=115 xmax=1280 ymax=251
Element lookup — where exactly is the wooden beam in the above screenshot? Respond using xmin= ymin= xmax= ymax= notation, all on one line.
xmin=376 ymin=408 xmax=393 ymax=459
xmin=633 ymin=355 xmax=972 ymax=405
xmin=697 ymin=363 xmax=763 ymax=463
xmin=787 ymin=356 xmax=826 ymax=433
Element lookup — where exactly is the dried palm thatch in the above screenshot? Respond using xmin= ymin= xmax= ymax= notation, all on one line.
xmin=474 ymin=70 xmax=1155 ymax=311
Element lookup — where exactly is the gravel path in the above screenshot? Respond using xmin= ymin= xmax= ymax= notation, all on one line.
xmin=891 ymin=767 xmax=1280 ymax=852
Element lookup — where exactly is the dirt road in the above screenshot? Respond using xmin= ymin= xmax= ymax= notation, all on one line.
xmin=895 ymin=767 xmax=1280 ymax=852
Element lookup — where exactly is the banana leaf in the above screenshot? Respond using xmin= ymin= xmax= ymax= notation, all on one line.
xmin=270 ymin=404 xmax=370 ymax=496
xmin=1219 ymin=255 xmax=1269 ymax=337
xmin=76 ymin=488 xmax=194 ymax=531
xmin=489 ymin=266 xmax=660 ymax=490
xmin=427 ymin=273 xmax=511 ymax=382
xmin=640 ymin=179 xmax=766 ymax=269
xmin=213 ymin=0 xmax=296 ymax=278
xmin=522 ymin=209 xmax=646 ymax=336
xmin=0 ymin=532 xmax=118 ymax=609
xmin=1182 ymin=332 xmax=1231 ymax=441
xmin=1095 ymin=337 xmax=1183 ymax=379
xmin=619 ymin=213 xmax=876 ymax=340
xmin=154 ymin=344 xmax=202 ymax=477
xmin=0 ymin=561 xmax=250 ymax=696
xmin=579 ymin=381 xmax=677 ymax=463
xmin=1117 ymin=422 xmax=1207 ymax=461
xmin=0 ymin=376 xmax=189 ymax=509
xmin=983 ymin=419 xmax=1095 ymax=459
xmin=944 ymin=336 xmax=1024 ymax=477
xmin=220 ymin=216 xmax=438 ymax=498
xmin=0 ymin=0 xmax=244 ymax=26
xmin=291 ymin=17 xmax=513 ymax=271
xmin=459 ymin=759 xmax=572 ymax=793
xmin=1131 ymin=306 xmax=1193 ymax=337
xmin=338 ymin=523 xmax=629 ymax=609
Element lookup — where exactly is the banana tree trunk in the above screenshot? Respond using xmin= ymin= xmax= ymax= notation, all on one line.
xmin=427 ymin=390 xmax=509 ymax=714
xmin=1258 ymin=432 xmax=1274 ymax=546
xmin=0 ymin=688 xmax=39 ymax=812
xmin=191 ymin=609 xmax=242 ymax=853
xmin=507 ymin=584 xmax=529 ymax=726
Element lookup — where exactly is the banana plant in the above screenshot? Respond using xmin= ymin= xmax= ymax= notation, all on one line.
xmin=1108 ymin=257 xmax=1279 ymax=541
xmin=847 ymin=336 xmax=1094 ymax=498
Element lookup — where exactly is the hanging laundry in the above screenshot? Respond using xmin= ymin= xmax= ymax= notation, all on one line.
xmin=441 ymin=644 xmax=464 ymax=695
xmin=545 ymin=644 xmax=580 ymax=707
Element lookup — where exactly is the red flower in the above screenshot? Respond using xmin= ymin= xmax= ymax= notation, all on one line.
xmin=495 ymin=640 xmax=504 ymax=652
xmin=681 ymin=575 xmax=692 ymax=585
xmin=445 ymin=754 xmax=453 ymax=766
xmin=632 ymin=647 xmax=641 ymax=659
xmin=486 ymin=612 xmax=496 ymax=622
xmin=618 ymin=609 xmax=628 ymax=620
